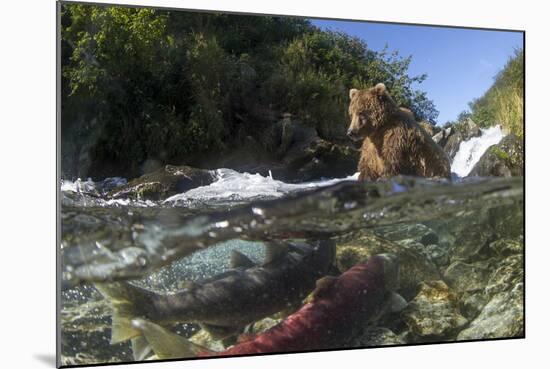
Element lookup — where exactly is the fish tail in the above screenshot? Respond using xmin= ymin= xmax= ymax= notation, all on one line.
xmin=131 ymin=318 xmax=215 ymax=359
xmin=94 ymin=282 xmax=156 ymax=344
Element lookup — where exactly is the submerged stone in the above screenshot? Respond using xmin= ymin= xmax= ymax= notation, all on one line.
xmin=485 ymin=254 xmax=524 ymax=297
xmin=402 ymin=280 xmax=468 ymax=339
xmin=449 ymin=222 xmax=494 ymax=262
xmin=373 ymin=224 xmax=439 ymax=245
xmin=489 ymin=238 xmax=523 ymax=257
xmin=443 ymin=260 xmax=492 ymax=294
xmin=457 ymin=283 xmax=524 ymax=340
xmin=335 ymin=230 xmax=440 ymax=300
xmin=189 ymin=329 xmax=226 ymax=352
xmin=351 ymin=327 xmax=405 ymax=347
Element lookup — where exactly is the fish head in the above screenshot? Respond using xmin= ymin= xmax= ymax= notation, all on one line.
xmin=374 ymin=253 xmax=400 ymax=291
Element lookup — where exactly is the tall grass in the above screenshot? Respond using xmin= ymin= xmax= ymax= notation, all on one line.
xmin=469 ymin=48 xmax=524 ymax=138
xmin=493 ymin=87 xmax=523 ymax=138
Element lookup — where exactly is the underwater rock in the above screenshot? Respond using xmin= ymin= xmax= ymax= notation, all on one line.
xmin=485 ymin=254 xmax=523 ymax=297
xmin=457 ymin=249 xmax=523 ymax=320
xmin=351 ymin=327 xmax=406 ymax=347
xmin=425 ymin=244 xmax=450 ymax=267
xmin=108 ymin=165 xmax=215 ymax=201
xmin=336 ymin=245 xmax=372 ymax=272
xmin=443 ymin=260 xmax=492 ymax=294
xmin=468 ymin=134 xmax=524 ymax=177
xmin=457 ymin=283 xmax=524 ymax=340
xmin=489 ymin=238 xmax=523 ymax=257
xmin=373 ymin=224 xmax=439 ymax=246
xmin=189 ymin=329 xmax=227 ymax=352
xmin=60 ymin=299 xmax=132 ymax=365
xmin=250 ymin=317 xmax=283 ymax=334
xmin=449 ymin=222 xmax=495 ymax=262
xmin=459 ymin=292 xmax=490 ymax=320
xmin=489 ymin=204 xmax=524 ymax=242
xmin=335 ymin=231 xmax=440 ymax=300
xmin=402 ymin=280 xmax=468 ymax=339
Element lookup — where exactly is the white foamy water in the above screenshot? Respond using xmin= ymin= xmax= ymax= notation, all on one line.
xmin=60 ymin=178 xmax=97 ymax=193
xmin=164 ymin=168 xmax=359 ymax=205
xmin=451 ymin=125 xmax=505 ymax=177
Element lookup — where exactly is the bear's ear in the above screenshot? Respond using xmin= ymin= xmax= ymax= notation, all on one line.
xmin=349 ymin=88 xmax=359 ymax=100
xmin=374 ymin=83 xmax=386 ymax=94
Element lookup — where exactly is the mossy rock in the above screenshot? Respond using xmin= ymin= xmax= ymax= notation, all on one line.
xmin=108 ymin=165 xmax=215 ymax=201
xmin=335 ymin=230 xmax=440 ymax=300
xmin=402 ymin=280 xmax=468 ymax=339
xmin=283 ymin=138 xmax=359 ymax=181
xmin=457 ymin=283 xmax=524 ymax=340
xmin=468 ymin=134 xmax=524 ymax=177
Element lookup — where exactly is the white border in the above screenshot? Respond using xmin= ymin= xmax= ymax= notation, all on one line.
xmin=2 ymin=0 xmax=547 ymax=368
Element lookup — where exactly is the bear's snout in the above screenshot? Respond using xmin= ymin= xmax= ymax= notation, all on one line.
xmin=347 ymin=128 xmax=361 ymax=141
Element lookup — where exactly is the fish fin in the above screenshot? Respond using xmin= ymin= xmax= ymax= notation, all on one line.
xmin=312 ymin=276 xmax=338 ymax=301
xmin=389 ymin=291 xmax=408 ymax=313
xmin=132 ymin=318 xmax=214 ymax=359
xmin=264 ymin=241 xmax=288 ymax=264
xmin=94 ymin=282 xmax=156 ymax=344
xmin=110 ymin=309 xmax=142 ymax=344
xmin=200 ymin=323 xmax=241 ymax=340
xmin=131 ymin=336 xmax=153 ymax=361
xmin=230 ymin=250 xmax=256 ymax=269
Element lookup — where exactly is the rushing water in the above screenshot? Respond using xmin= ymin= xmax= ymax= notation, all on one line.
xmin=451 ymin=125 xmax=505 ymax=177
xmin=59 ymin=138 xmax=523 ymax=365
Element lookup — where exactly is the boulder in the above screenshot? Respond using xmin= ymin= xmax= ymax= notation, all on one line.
xmin=335 ymin=231 xmax=441 ymax=300
xmin=443 ymin=132 xmax=464 ymax=160
xmin=432 ymin=127 xmax=453 ymax=148
xmin=448 ymin=222 xmax=495 ymax=262
xmin=402 ymin=280 xmax=468 ymax=339
xmin=419 ymin=121 xmax=440 ymax=137
xmin=460 ymin=118 xmax=482 ymax=140
xmin=457 ymin=283 xmax=524 ymax=340
xmin=351 ymin=327 xmax=406 ymax=347
xmin=489 ymin=238 xmax=523 ymax=257
xmin=443 ymin=260 xmax=492 ymax=294
xmin=216 ymin=116 xmax=359 ymax=182
xmin=373 ymin=224 xmax=439 ymax=246
xmin=456 ymin=245 xmax=523 ymax=322
xmin=442 ymin=119 xmax=483 ymax=160
xmin=189 ymin=329 xmax=227 ymax=352
xmin=282 ymin=138 xmax=359 ymax=181
xmin=484 ymin=253 xmax=523 ymax=297
xmin=468 ymin=134 xmax=524 ymax=177
xmin=108 ymin=165 xmax=215 ymax=201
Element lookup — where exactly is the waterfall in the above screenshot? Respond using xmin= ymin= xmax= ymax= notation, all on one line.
xmin=451 ymin=125 xmax=505 ymax=177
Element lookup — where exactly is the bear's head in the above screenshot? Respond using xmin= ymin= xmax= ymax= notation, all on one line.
xmin=347 ymin=83 xmax=398 ymax=141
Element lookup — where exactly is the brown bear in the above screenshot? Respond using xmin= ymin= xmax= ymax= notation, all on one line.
xmin=347 ymin=83 xmax=451 ymax=181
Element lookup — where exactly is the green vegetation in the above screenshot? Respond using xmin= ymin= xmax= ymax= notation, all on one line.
xmin=467 ymin=49 xmax=524 ymax=137
xmin=61 ymin=4 xmax=438 ymax=179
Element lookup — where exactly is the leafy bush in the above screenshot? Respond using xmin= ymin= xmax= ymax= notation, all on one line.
xmin=61 ymin=4 xmax=439 ymax=179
